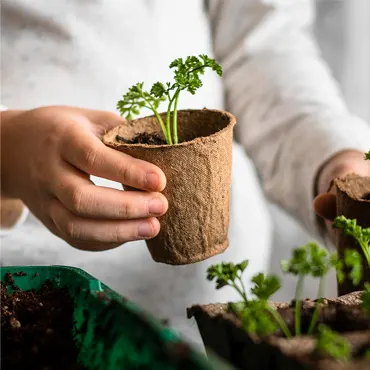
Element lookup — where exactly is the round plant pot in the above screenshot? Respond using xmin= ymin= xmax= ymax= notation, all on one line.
xmin=103 ymin=109 xmax=236 ymax=265
xmin=334 ymin=174 xmax=370 ymax=295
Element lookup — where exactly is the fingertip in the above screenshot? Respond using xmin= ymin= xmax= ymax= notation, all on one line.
xmin=145 ymin=170 xmax=167 ymax=192
xmin=158 ymin=170 xmax=167 ymax=192
xmin=137 ymin=217 xmax=161 ymax=239
xmin=148 ymin=217 xmax=161 ymax=238
xmin=314 ymin=192 xmax=337 ymax=221
xmin=159 ymin=193 xmax=169 ymax=214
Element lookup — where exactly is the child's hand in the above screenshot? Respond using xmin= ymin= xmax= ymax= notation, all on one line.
xmin=1 ymin=106 xmax=168 ymax=251
xmin=314 ymin=150 xmax=370 ymax=242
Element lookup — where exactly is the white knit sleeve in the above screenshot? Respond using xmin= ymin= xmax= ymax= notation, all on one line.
xmin=208 ymin=0 xmax=370 ymax=237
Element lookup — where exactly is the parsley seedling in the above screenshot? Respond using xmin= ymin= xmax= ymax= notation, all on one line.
xmin=281 ymin=243 xmax=334 ymax=336
xmin=117 ymin=55 xmax=222 ymax=145
xmin=333 ymin=249 xmax=363 ymax=289
xmin=282 ymin=243 xmax=364 ymax=336
xmin=207 ymin=261 xmax=249 ymax=302
xmin=332 ymin=216 xmax=370 ymax=266
xmin=207 ymin=261 xmax=292 ymax=338
xmin=344 ymin=249 xmax=363 ymax=286
xmin=249 ymin=273 xmax=292 ymax=338
xmin=315 ymin=325 xmax=351 ymax=361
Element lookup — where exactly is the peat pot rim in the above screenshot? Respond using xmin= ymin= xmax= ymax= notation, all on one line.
xmin=335 ymin=174 xmax=370 ymax=203
xmin=103 ymin=108 xmax=236 ymax=151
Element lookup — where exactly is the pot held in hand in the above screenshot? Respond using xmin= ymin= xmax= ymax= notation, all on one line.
xmin=103 ymin=109 xmax=236 ymax=265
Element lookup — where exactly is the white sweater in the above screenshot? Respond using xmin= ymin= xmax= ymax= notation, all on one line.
xmin=1 ymin=0 xmax=370 ymax=345
xmin=2 ymin=0 xmax=369 ymax=235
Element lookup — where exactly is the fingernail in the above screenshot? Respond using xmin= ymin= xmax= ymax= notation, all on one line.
xmin=138 ymin=222 xmax=153 ymax=238
xmin=145 ymin=173 xmax=159 ymax=190
xmin=148 ymin=199 xmax=164 ymax=215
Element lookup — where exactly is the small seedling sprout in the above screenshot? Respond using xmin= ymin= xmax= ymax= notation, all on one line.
xmin=281 ymin=243 xmax=334 ymax=336
xmin=332 ymin=217 xmax=370 ymax=266
xmin=207 ymin=261 xmax=292 ymax=338
xmin=117 ymin=55 xmax=222 ymax=145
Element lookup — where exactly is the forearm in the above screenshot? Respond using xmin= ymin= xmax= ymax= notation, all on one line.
xmin=1 ymin=109 xmax=24 ymax=199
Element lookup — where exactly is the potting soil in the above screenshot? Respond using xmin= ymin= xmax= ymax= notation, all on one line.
xmin=1 ymin=272 xmax=86 ymax=370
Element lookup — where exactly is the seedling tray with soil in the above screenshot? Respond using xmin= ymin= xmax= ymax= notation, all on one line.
xmin=188 ymin=292 xmax=370 ymax=370
xmin=188 ymin=242 xmax=370 ymax=370
xmin=1 ymin=265 xmax=234 ymax=370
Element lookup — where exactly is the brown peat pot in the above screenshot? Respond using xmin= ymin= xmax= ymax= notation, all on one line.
xmin=103 ymin=109 xmax=236 ymax=265
xmin=188 ymin=292 xmax=370 ymax=370
xmin=334 ymin=174 xmax=370 ymax=295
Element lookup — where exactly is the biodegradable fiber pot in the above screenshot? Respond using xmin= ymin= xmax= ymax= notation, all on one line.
xmin=334 ymin=174 xmax=370 ymax=296
xmin=103 ymin=109 xmax=236 ymax=265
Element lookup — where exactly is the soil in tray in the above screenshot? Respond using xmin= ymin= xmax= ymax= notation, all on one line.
xmin=116 ymin=132 xmax=167 ymax=145
xmin=1 ymin=272 xmax=86 ymax=370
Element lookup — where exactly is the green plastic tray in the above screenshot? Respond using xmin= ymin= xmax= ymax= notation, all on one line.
xmin=1 ymin=265 xmax=234 ymax=370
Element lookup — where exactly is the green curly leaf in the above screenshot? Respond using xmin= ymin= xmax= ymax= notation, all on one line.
xmin=237 ymin=300 xmax=278 ymax=336
xmin=315 ymin=325 xmax=351 ymax=361
xmin=150 ymin=82 xmax=167 ymax=98
xmin=333 ymin=216 xmax=370 ymax=267
xmin=117 ymin=82 xmax=165 ymax=120
xmin=251 ymin=273 xmax=280 ymax=301
xmin=281 ymin=242 xmax=331 ymax=278
xmin=344 ymin=249 xmax=363 ymax=286
xmin=206 ymin=262 xmax=244 ymax=290
xmin=331 ymin=253 xmax=345 ymax=283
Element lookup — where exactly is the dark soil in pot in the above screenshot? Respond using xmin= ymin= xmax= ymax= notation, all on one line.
xmin=103 ymin=108 xmax=236 ymax=265
xmin=188 ymin=292 xmax=370 ymax=370
xmin=1 ymin=272 xmax=86 ymax=370
xmin=116 ymin=132 xmax=166 ymax=145
xmin=334 ymin=174 xmax=370 ymax=295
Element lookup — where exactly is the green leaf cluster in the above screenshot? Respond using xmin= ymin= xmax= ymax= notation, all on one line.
xmin=117 ymin=55 xmax=222 ymax=144
xmin=207 ymin=261 xmax=291 ymax=337
xmin=207 ymin=240 xmax=368 ymax=361
xmin=281 ymin=242 xmax=333 ymax=278
xmin=315 ymin=325 xmax=351 ymax=361
xmin=333 ymin=216 xmax=370 ymax=266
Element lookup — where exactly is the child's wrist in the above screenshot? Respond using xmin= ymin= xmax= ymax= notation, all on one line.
xmin=1 ymin=109 xmax=26 ymax=199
